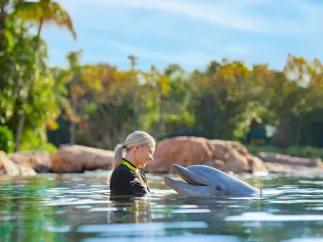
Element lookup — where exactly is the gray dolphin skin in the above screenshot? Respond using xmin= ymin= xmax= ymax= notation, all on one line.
xmin=164 ymin=164 xmax=259 ymax=197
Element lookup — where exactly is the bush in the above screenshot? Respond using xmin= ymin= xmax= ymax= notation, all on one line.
xmin=247 ymin=145 xmax=323 ymax=160
xmin=20 ymin=129 xmax=58 ymax=154
xmin=0 ymin=126 xmax=14 ymax=153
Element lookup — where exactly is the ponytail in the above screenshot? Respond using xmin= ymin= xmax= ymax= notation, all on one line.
xmin=113 ymin=144 xmax=124 ymax=168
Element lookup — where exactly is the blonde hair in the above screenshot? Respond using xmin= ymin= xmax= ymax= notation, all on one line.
xmin=113 ymin=131 xmax=156 ymax=166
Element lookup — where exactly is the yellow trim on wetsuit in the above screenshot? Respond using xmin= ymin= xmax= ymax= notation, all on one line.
xmin=121 ymin=159 xmax=139 ymax=173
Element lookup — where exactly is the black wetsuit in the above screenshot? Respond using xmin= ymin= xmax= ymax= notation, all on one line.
xmin=110 ymin=159 xmax=150 ymax=197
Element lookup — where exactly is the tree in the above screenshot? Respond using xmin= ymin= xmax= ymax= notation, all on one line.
xmin=14 ymin=0 xmax=76 ymax=41
xmin=12 ymin=0 xmax=76 ymax=150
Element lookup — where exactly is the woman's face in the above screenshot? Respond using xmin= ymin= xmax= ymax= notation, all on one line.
xmin=134 ymin=144 xmax=155 ymax=168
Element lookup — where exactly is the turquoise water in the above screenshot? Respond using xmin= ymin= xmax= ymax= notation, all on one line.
xmin=0 ymin=171 xmax=322 ymax=242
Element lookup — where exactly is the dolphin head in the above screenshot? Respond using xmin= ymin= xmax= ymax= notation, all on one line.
xmin=164 ymin=164 xmax=259 ymax=197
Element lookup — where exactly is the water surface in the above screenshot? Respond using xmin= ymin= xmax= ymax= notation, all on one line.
xmin=0 ymin=171 xmax=322 ymax=242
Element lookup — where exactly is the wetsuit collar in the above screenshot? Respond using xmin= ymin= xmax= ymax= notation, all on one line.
xmin=121 ymin=159 xmax=139 ymax=172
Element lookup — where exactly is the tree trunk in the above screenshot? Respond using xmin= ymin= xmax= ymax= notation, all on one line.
xmin=296 ymin=117 xmax=303 ymax=146
xmin=36 ymin=18 xmax=43 ymax=45
xmin=0 ymin=2 xmax=8 ymax=45
xmin=70 ymin=121 xmax=75 ymax=145
xmin=14 ymin=110 xmax=25 ymax=151
xmin=70 ymin=95 xmax=77 ymax=145
xmin=159 ymin=94 xmax=165 ymax=134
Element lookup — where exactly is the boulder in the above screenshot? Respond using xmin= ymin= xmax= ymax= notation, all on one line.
xmin=9 ymin=151 xmax=52 ymax=172
xmin=207 ymin=140 xmax=252 ymax=173
xmin=259 ymin=152 xmax=323 ymax=173
xmin=204 ymin=159 xmax=226 ymax=171
xmin=146 ymin=136 xmax=267 ymax=174
xmin=18 ymin=164 xmax=37 ymax=176
xmin=247 ymin=155 xmax=269 ymax=175
xmin=0 ymin=151 xmax=20 ymax=176
xmin=0 ymin=151 xmax=36 ymax=176
xmin=224 ymin=149 xmax=250 ymax=173
xmin=258 ymin=152 xmax=321 ymax=167
xmin=146 ymin=136 xmax=213 ymax=172
xmin=263 ymin=162 xmax=320 ymax=173
xmin=207 ymin=140 xmax=228 ymax=160
xmin=51 ymin=145 xmax=114 ymax=173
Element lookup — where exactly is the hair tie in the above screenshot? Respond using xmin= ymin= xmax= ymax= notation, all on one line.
xmin=122 ymin=144 xmax=127 ymax=149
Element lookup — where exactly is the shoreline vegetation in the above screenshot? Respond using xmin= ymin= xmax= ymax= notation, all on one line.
xmin=247 ymin=145 xmax=323 ymax=161
xmin=0 ymin=137 xmax=322 ymax=177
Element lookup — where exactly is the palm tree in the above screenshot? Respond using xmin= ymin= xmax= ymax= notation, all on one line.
xmin=13 ymin=0 xmax=77 ymax=150
xmin=14 ymin=0 xmax=77 ymax=41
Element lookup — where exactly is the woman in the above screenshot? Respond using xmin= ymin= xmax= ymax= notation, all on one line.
xmin=110 ymin=131 xmax=156 ymax=198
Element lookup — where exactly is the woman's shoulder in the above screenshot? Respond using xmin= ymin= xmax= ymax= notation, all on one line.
xmin=110 ymin=164 xmax=137 ymax=188
xmin=111 ymin=164 xmax=133 ymax=177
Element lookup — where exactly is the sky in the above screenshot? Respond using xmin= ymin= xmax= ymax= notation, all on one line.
xmin=43 ymin=0 xmax=323 ymax=72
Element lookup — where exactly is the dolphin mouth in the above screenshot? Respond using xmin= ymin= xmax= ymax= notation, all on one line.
xmin=164 ymin=164 xmax=213 ymax=196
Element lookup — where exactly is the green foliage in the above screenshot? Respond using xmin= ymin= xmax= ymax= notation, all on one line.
xmin=44 ymin=55 xmax=322 ymax=150
xmin=247 ymin=145 xmax=323 ymax=160
xmin=192 ymin=60 xmax=261 ymax=139
xmin=14 ymin=0 xmax=77 ymax=39
xmin=0 ymin=126 xmax=14 ymax=153
xmin=19 ymin=129 xmax=57 ymax=154
xmin=190 ymin=57 xmax=323 ymax=143
xmin=0 ymin=0 xmax=73 ymax=151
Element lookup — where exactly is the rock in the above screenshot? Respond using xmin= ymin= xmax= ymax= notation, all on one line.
xmin=205 ymin=159 xmax=226 ymax=171
xmin=207 ymin=140 xmax=229 ymax=161
xmin=52 ymin=148 xmax=83 ymax=173
xmin=262 ymin=153 xmax=323 ymax=174
xmin=230 ymin=141 xmax=249 ymax=157
xmin=247 ymin=155 xmax=269 ymax=175
xmin=51 ymin=145 xmax=114 ymax=173
xmin=146 ymin=136 xmax=264 ymax=174
xmin=18 ymin=164 xmax=37 ymax=176
xmin=259 ymin=152 xmax=321 ymax=167
xmin=207 ymin=139 xmax=249 ymax=162
xmin=146 ymin=136 xmax=213 ymax=172
xmin=8 ymin=152 xmax=29 ymax=165
xmin=30 ymin=152 xmax=52 ymax=172
xmin=9 ymin=151 xmax=52 ymax=173
xmin=224 ymin=149 xmax=250 ymax=173
xmin=0 ymin=151 xmax=37 ymax=176
xmin=264 ymin=162 xmax=303 ymax=173
xmin=0 ymin=151 xmax=20 ymax=176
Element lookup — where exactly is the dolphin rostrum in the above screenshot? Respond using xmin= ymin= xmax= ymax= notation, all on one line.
xmin=164 ymin=164 xmax=259 ymax=197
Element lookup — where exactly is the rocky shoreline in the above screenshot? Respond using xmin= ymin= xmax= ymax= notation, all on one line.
xmin=0 ymin=137 xmax=322 ymax=176
xmin=145 ymin=137 xmax=323 ymax=174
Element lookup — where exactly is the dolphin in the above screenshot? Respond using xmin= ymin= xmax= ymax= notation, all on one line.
xmin=164 ymin=164 xmax=259 ymax=197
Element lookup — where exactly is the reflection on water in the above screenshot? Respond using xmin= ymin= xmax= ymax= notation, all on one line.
xmin=0 ymin=171 xmax=322 ymax=242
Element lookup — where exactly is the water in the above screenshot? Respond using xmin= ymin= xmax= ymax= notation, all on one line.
xmin=0 ymin=171 xmax=322 ymax=242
